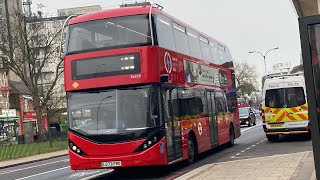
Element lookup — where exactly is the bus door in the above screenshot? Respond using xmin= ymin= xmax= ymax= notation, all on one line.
xmin=215 ymin=91 xmax=228 ymax=141
xmin=162 ymin=87 xmax=183 ymax=163
xmin=206 ymin=91 xmax=219 ymax=147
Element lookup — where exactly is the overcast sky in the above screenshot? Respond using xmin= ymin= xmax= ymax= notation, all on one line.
xmin=30 ymin=0 xmax=301 ymax=79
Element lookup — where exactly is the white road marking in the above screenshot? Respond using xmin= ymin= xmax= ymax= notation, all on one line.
xmin=231 ymin=137 xmax=265 ymax=159
xmin=231 ymin=156 xmax=252 ymax=159
xmin=79 ymin=170 xmax=114 ymax=180
xmin=15 ymin=166 xmax=70 ymax=180
xmin=68 ymin=171 xmax=101 ymax=179
xmin=0 ymin=159 xmax=69 ymax=175
xmin=241 ymin=123 xmax=262 ymax=133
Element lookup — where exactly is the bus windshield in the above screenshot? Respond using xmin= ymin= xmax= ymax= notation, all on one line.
xmin=265 ymin=87 xmax=306 ymax=108
xmin=67 ymin=86 xmax=160 ymax=135
xmin=67 ymin=14 xmax=152 ymax=54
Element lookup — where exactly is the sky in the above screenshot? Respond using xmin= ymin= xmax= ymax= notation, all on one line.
xmin=30 ymin=0 xmax=301 ymax=79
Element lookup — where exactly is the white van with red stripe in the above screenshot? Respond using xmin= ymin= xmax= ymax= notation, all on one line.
xmin=261 ymin=74 xmax=309 ymax=141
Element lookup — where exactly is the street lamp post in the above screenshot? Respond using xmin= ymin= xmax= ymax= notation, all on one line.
xmin=249 ymin=47 xmax=279 ymax=78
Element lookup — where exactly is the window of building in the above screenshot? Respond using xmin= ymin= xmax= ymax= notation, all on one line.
xmin=187 ymin=29 xmax=202 ymax=59
xmin=0 ymin=72 xmax=7 ymax=86
xmin=172 ymin=22 xmax=190 ymax=56
xmin=156 ymin=14 xmax=176 ymax=51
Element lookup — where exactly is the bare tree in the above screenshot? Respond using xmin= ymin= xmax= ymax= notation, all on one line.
xmin=234 ymin=61 xmax=258 ymax=97
xmin=0 ymin=11 xmax=65 ymax=144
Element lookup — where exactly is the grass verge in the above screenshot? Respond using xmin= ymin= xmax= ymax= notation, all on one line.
xmin=0 ymin=140 xmax=67 ymax=161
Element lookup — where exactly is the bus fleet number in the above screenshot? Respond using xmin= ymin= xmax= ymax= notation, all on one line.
xmin=131 ymin=74 xmax=141 ymax=79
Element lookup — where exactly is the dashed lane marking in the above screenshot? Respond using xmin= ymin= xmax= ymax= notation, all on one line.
xmin=241 ymin=123 xmax=263 ymax=133
xmin=0 ymin=159 xmax=69 ymax=175
xmin=15 ymin=166 xmax=70 ymax=180
xmin=230 ymin=138 xmax=267 ymax=159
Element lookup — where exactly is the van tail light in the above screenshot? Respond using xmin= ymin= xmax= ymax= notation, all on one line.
xmin=261 ymin=109 xmax=265 ymax=123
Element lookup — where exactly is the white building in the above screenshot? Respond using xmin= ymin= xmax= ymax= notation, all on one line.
xmin=26 ymin=5 xmax=103 ymax=109
xmin=268 ymin=62 xmax=292 ymax=77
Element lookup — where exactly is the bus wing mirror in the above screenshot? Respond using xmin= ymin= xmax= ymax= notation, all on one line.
xmin=160 ymin=74 xmax=169 ymax=83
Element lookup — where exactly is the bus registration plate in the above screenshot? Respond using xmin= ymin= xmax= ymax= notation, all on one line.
xmin=101 ymin=161 xmax=122 ymax=167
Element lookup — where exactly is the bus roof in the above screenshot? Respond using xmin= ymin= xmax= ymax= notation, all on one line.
xmin=69 ymin=5 xmax=226 ymax=47
xmin=69 ymin=6 xmax=158 ymax=25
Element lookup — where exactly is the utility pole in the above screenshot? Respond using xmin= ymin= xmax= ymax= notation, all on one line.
xmin=249 ymin=47 xmax=279 ymax=79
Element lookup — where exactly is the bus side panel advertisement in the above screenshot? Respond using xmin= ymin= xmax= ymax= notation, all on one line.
xmin=183 ymin=60 xmax=227 ymax=86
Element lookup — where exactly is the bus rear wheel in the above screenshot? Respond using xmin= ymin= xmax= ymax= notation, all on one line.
xmin=227 ymin=125 xmax=235 ymax=147
xmin=267 ymin=134 xmax=279 ymax=142
xmin=187 ymin=136 xmax=195 ymax=164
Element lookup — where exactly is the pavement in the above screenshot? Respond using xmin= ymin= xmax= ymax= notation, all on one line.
xmin=175 ymin=151 xmax=316 ymax=180
xmin=0 ymin=150 xmax=68 ymax=169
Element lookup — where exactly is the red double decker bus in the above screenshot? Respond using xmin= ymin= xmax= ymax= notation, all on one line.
xmin=64 ymin=4 xmax=240 ymax=170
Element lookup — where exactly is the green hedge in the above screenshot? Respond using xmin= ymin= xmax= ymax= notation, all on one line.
xmin=0 ymin=140 xmax=67 ymax=161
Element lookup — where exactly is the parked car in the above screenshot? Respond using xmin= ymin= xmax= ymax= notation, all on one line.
xmin=239 ymin=107 xmax=256 ymax=127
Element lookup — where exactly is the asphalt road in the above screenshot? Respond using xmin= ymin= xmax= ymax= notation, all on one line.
xmin=0 ymin=116 xmax=312 ymax=180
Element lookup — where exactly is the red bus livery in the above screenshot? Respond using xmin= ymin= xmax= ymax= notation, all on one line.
xmin=64 ymin=4 xmax=240 ymax=170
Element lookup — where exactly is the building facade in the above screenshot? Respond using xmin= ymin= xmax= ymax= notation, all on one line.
xmin=25 ymin=5 xmax=103 ymax=111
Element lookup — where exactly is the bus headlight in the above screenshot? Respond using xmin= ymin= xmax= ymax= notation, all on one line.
xmin=69 ymin=140 xmax=86 ymax=156
xmin=135 ymin=129 xmax=165 ymax=152
xmin=143 ymin=144 xmax=148 ymax=149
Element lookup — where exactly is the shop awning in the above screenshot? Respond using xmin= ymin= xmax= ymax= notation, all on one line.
xmin=292 ymin=0 xmax=319 ymax=17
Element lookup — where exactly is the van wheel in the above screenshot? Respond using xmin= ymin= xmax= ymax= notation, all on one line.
xmin=304 ymin=131 xmax=311 ymax=140
xmin=187 ymin=136 xmax=195 ymax=164
xmin=267 ymin=135 xmax=279 ymax=142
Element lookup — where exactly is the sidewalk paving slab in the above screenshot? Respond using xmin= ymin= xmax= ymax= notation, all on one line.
xmin=0 ymin=149 xmax=68 ymax=169
xmin=175 ymin=151 xmax=315 ymax=180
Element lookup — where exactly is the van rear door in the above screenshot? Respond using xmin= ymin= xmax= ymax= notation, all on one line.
xmin=284 ymin=87 xmax=308 ymax=127
xmin=264 ymin=88 xmax=286 ymax=125
xmin=264 ymin=86 xmax=308 ymax=127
